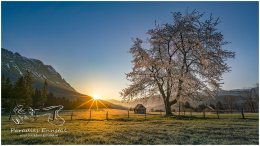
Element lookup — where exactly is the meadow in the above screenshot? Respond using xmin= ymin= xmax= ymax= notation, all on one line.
xmin=1 ymin=109 xmax=259 ymax=145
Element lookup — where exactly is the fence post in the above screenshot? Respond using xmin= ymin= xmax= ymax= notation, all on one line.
xmin=160 ymin=110 xmax=162 ymax=116
xmin=89 ymin=110 xmax=92 ymax=119
xmin=203 ymin=110 xmax=205 ymax=119
xmin=184 ymin=109 xmax=185 ymax=116
xmin=145 ymin=112 xmax=146 ymax=120
xmin=106 ymin=111 xmax=108 ymax=120
xmin=71 ymin=112 xmax=73 ymax=121
xmin=241 ymin=108 xmax=245 ymax=119
xmin=178 ymin=102 xmax=181 ymax=115
xmin=9 ymin=110 xmax=12 ymax=121
xmin=34 ymin=110 xmax=37 ymax=121
xmin=216 ymin=109 xmax=219 ymax=119
xmin=190 ymin=111 xmax=192 ymax=117
xmin=53 ymin=110 xmax=55 ymax=120
xmin=128 ymin=110 xmax=129 ymax=119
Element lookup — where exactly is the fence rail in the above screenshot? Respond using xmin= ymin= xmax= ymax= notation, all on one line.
xmin=60 ymin=109 xmax=164 ymax=121
xmin=55 ymin=108 xmax=253 ymax=121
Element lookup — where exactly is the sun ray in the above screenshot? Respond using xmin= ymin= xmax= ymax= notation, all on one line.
xmin=97 ymin=100 xmax=109 ymax=110
xmin=95 ymin=100 xmax=99 ymax=111
xmin=74 ymin=99 xmax=93 ymax=109
xmin=73 ymin=94 xmax=109 ymax=114
xmin=88 ymin=100 xmax=95 ymax=111
xmin=74 ymin=98 xmax=94 ymax=110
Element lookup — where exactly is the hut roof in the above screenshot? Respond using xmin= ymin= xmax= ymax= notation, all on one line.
xmin=134 ymin=104 xmax=146 ymax=110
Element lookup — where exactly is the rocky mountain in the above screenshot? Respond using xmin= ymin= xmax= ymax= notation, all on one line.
xmin=1 ymin=48 xmax=86 ymax=99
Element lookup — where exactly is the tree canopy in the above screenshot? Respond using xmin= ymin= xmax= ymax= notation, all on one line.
xmin=121 ymin=10 xmax=235 ymax=116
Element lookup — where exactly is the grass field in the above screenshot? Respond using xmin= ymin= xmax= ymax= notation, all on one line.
xmin=1 ymin=109 xmax=259 ymax=145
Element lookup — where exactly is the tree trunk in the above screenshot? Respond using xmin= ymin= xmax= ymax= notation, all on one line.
xmin=156 ymin=81 xmax=178 ymax=117
xmin=178 ymin=102 xmax=181 ymax=115
xmin=163 ymin=98 xmax=173 ymax=116
xmin=250 ymin=102 xmax=255 ymax=113
xmin=241 ymin=108 xmax=245 ymax=119
xmin=216 ymin=109 xmax=219 ymax=119
xmin=165 ymin=104 xmax=173 ymax=116
xmin=157 ymin=83 xmax=173 ymax=117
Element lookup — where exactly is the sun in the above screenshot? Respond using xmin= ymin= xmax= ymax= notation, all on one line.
xmin=92 ymin=94 xmax=101 ymax=100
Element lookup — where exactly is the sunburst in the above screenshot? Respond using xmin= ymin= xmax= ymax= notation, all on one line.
xmin=92 ymin=94 xmax=101 ymax=100
xmin=74 ymin=95 xmax=109 ymax=112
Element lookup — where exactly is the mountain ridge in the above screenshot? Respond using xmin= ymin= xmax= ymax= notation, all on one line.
xmin=2 ymin=48 xmax=85 ymax=99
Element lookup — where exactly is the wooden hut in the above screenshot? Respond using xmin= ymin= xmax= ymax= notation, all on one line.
xmin=134 ymin=104 xmax=146 ymax=114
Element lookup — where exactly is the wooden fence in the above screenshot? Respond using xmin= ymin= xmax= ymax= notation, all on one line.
xmin=57 ymin=108 xmax=251 ymax=121
xmin=4 ymin=108 xmax=254 ymax=122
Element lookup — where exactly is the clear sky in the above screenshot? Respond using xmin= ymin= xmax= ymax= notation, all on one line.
xmin=2 ymin=1 xmax=259 ymax=100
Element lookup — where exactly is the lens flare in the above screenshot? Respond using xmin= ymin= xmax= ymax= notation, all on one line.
xmin=92 ymin=94 xmax=100 ymax=100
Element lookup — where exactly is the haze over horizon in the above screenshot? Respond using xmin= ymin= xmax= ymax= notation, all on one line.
xmin=2 ymin=2 xmax=258 ymax=100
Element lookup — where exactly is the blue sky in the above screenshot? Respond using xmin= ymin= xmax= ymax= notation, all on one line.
xmin=2 ymin=2 xmax=259 ymax=99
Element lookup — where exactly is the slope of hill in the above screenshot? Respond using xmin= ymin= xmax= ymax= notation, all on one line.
xmin=107 ymin=96 xmax=165 ymax=110
xmin=99 ymin=100 xmax=128 ymax=110
xmin=1 ymin=48 xmax=86 ymax=99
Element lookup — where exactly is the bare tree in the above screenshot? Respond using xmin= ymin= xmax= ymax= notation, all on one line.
xmin=242 ymin=86 xmax=258 ymax=113
xmin=121 ymin=10 xmax=235 ymax=116
xmin=223 ymin=96 xmax=235 ymax=113
xmin=216 ymin=101 xmax=224 ymax=110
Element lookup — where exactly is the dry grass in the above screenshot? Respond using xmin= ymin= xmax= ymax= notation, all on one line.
xmin=1 ymin=109 xmax=259 ymax=145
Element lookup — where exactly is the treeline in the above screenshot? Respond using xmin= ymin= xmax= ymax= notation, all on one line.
xmin=149 ymin=98 xmax=258 ymax=113
xmin=2 ymin=71 xmax=35 ymax=109
xmin=177 ymin=95 xmax=258 ymax=113
xmin=2 ymin=71 xmax=90 ymax=111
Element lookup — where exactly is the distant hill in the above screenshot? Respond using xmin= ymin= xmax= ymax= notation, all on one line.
xmin=107 ymin=96 xmax=165 ymax=111
xmin=214 ymin=87 xmax=259 ymax=105
xmin=108 ymin=87 xmax=259 ymax=111
xmin=99 ymin=99 xmax=128 ymax=110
